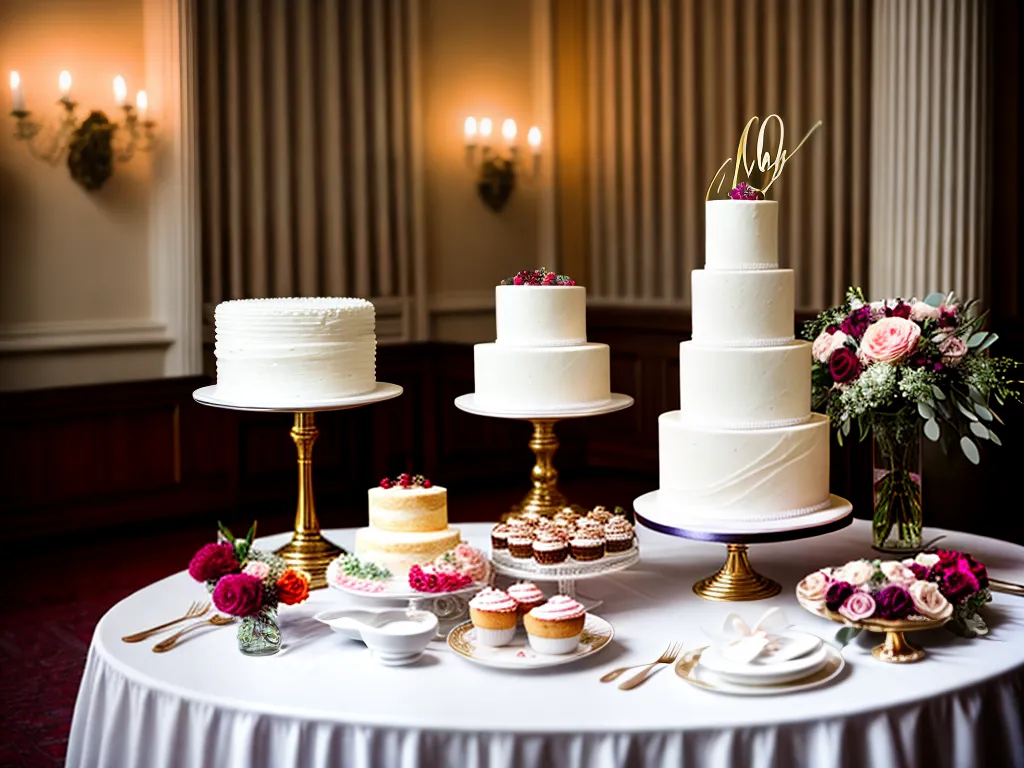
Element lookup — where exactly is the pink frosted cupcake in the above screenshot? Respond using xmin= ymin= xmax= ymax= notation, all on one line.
xmin=468 ymin=588 xmax=519 ymax=646
xmin=533 ymin=528 xmax=570 ymax=564
xmin=507 ymin=527 xmax=535 ymax=559
xmin=523 ymin=595 xmax=586 ymax=654
xmin=507 ymin=581 xmax=546 ymax=617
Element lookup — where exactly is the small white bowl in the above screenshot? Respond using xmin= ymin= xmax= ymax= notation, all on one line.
xmin=315 ymin=608 xmax=439 ymax=666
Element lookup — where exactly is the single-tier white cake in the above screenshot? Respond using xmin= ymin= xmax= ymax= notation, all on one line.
xmin=655 ymin=199 xmax=832 ymax=521
xmin=473 ymin=283 xmax=612 ymax=412
xmin=213 ymin=297 xmax=376 ymax=404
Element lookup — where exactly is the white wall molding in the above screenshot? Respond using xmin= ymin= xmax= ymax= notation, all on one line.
xmin=0 ymin=320 xmax=172 ymax=354
xmin=532 ymin=0 xmax=557 ymax=272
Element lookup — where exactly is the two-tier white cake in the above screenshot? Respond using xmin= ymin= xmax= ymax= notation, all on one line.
xmin=473 ymin=278 xmax=611 ymax=412
xmin=657 ymin=200 xmax=832 ymax=521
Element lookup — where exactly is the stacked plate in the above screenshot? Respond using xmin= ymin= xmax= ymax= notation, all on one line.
xmin=676 ymin=631 xmax=845 ymax=696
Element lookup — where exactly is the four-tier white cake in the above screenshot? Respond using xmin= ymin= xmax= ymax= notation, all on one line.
xmin=656 ymin=200 xmax=833 ymax=522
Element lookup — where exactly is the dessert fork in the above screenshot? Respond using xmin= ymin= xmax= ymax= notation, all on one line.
xmin=121 ymin=601 xmax=211 ymax=643
xmin=616 ymin=642 xmax=684 ymax=690
xmin=598 ymin=643 xmax=679 ymax=684
xmin=151 ymin=615 xmax=235 ymax=653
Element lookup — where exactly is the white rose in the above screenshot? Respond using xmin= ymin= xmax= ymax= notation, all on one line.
xmin=836 ymin=559 xmax=874 ymax=587
xmin=909 ymin=580 xmax=953 ymax=620
xmin=880 ymin=560 xmax=918 ymax=587
xmin=797 ymin=571 xmax=831 ymax=606
xmin=910 ymin=301 xmax=942 ymax=322
xmin=811 ymin=328 xmax=849 ymax=363
xmin=914 ymin=553 xmax=941 ymax=568
xmin=869 ymin=300 xmax=887 ymax=320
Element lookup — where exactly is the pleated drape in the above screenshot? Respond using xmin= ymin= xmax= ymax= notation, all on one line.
xmin=583 ymin=0 xmax=872 ymax=310
xmin=197 ymin=0 xmax=423 ymax=341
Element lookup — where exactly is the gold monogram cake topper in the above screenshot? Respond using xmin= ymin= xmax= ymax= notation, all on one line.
xmin=706 ymin=115 xmax=823 ymax=201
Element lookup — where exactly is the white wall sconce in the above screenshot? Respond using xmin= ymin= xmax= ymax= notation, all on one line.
xmin=9 ymin=71 xmax=157 ymax=191
xmin=463 ymin=116 xmax=541 ymax=212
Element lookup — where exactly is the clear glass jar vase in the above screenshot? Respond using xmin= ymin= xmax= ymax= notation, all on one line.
xmin=871 ymin=413 xmax=923 ymax=551
xmin=237 ymin=606 xmax=281 ymax=656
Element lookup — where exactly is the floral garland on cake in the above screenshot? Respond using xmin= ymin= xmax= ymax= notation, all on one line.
xmin=379 ymin=473 xmax=432 ymax=489
xmin=500 ymin=268 xmax=576 ymax=286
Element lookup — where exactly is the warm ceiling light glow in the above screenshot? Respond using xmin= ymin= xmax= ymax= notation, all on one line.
xmin=464 ymin=116 xmax=477 ymax=141
xmin=59 ymin=70 xmax=72 ymax=96
xmin=136 ymin=90 xmax=148 ymax=119
xmin=502 ymin=118 xmax=517 ymax=143
xmin=527 ymin=126 xmax=542 ymax=150
xmin=10 ymin=71 xmax=20 ymax=89
xmin=113 ymin=75 xmax=127 ymax=106
xmin=479 ymin=117 xmax=492 ymax=139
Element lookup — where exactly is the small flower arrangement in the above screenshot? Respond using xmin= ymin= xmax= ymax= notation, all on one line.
xmin=379 ymin=473 xmax=432 ymax=489
xmin=326 ymin=554 xmax=392 ymax=593
xmin=188 ymin=522 xmax=310 ymax=655
xmin=798 ymin=550 xmax=991 ymax=636
xmin=729 ymin=182 xmax=763 ymax=200
xmin=803 ymin=286 xmax=1019 ymax=461
xmin=409 ymin=543 xmax=491 ymax=593
xmin=500 ymin=268 xmax=576 ymax=286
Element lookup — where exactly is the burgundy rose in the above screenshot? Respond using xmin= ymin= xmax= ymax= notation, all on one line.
xmin=828 ymin=347 xmax=861 ymax=383
xmin=962 ymin=553 xmax=989 ymax=589
xmin=936 ymin=564 xmax=981 ymax=602
xmin=938 ymin=307 xmax=959 ymax=328
xmin=212 ymin=573 xmax=264 ymax=617
xmin=840 ymin=306 xmax=872 ymax=339
xmin=885 ymin=301 xmax=912 ymax=320
xmin=875 ymin=585 xmax=914 ymax=620
xmin=825 ymin=581 xmax=855 ymax=612
xmin=188 ymin=542 xmax=239 ymax=583
xmin=907 ymin=562 xmax=930 ymax=581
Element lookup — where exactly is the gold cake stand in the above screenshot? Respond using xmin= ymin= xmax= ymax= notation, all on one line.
xmin=193 ymin=383 xmax=403 ymax=589
xmin=453 ymin=393 xmax=634 ymax=519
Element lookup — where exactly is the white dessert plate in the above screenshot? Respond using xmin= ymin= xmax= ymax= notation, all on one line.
xmin=447 ymin=614 xmax=614 ymax=669
xmin=698 ymin=642 xmax=829 ymax=686
xmin=675 ymin=645 xmax=845 ymax=696
xmin=453 ymin=393 xmax=634 ymax=420
xmin=192 ymin=382 xmax=403 ymax=412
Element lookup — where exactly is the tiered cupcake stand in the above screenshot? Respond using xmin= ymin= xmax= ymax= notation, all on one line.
xmin=633 ymin=491 xmax=854 ymax=601
xmin=453 ymin=394 xmax=634 ymax=518
xmin=193 ymin=383 xmax=403 ymax=589
xmin=490 ymin=548 xmax=639 ymax=610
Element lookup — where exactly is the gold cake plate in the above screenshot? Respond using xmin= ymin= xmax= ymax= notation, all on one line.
xmin=193 ymin=383 xmax=404 ymax=589
xmin=796 ymin=593 xmax=949 ymax=663
xmin=674 ymin=644 xmax=845 ymax=695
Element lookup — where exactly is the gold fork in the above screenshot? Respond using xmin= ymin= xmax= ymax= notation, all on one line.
xmin=121 ymin=601 xmax=211 ymax=643
xmin=151 ymin=615 xmax=235 ymax=653
xmin=601 ymin=642 xmax=680 ymax=682
xmin=617 ymin=642 xmax=684 ymax=690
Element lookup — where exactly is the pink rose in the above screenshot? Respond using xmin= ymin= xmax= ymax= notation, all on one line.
xmin=858 ymin=317 xmax=921 ymax=364
xmin=879 ymin=560 xmax=918 ymax=587
xmin=909 ymin=580 xmax=953 ymax=620
xmin=839 ymin=591 xmax=877 ymax=622
xmin=939 ymin=336 xmax=968 ymax=367
xmin=212 ymin=573 xmax=264 ymax=617
xmin=812 ymin=328 xmax=849 ymax=363
xmin=243 ymin=561 xmax=270 ymax=580
xmin=910 ymin=301 xmax=941 ymax=322
xmin=797 ymin=571 xmax=831 ymax=606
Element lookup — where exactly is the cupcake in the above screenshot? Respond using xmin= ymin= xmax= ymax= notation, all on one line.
xmin=533 ymin=528 xmax=570 ymax=564
xmin=507 ymin=581 xmax=546 ymax=617
xmin=519 ymin=511 xmax=543 ymax=525
xmin=588 ymin=506 xmax=613 ymax=524
xmin=507 ymin=528 xmax=535 ymax=559
xmin=468 ymin=588 xmax=519 ymax=646
xmin=490 ymin=523 xmax=511 ymax=551
xmin=570 ymin=520 xmax=605 ymax=561
xmin=604 ymin=517 xmax=634 ymax=553
xmin=523 ymin=595 xmax=586 ymax=655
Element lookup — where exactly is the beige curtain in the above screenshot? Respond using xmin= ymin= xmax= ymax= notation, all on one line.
xmin=197 ymin=0 xmax=426 ymax=341
xmin=572 ymin=0 xmax=872 ymax=310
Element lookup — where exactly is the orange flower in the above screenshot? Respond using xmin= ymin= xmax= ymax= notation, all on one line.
xmin=276 ymin=569 xmax=310 ymax=605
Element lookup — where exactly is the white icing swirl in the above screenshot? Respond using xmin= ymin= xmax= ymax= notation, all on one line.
xmin=529 ymin=595 xmax=585 ymax=621
xmin=469 ymin=588 xmax=517 ymax=612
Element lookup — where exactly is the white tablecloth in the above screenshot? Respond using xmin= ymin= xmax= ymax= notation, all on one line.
xmin=67 ymin=520 xmax=1024 ymax=768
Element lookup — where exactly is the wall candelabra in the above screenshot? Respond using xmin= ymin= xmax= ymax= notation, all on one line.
xmin=463 ymin=116 xmax=541 ymax=212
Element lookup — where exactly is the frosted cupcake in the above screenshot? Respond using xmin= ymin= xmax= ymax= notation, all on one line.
xmin=523 ymin=595 xmax=586 ymax=655
xmin=588 ymin=506 xmax=613 ymax=524
xmin=468 ymin=588 xmax=518 ymax=646
xmin=507 ymin=581 xmax=546 ymax=617
xmin=569 ymin=520 xmax=605 ymax=561
xmin=490 ymin=523 xmax=510 ymax=551
xmin=533 ymin=528 xmax=570 ymax=565
xmin=604 ymin=517 xmax=634 ymax=553
xmin=507 ymin=528 xmax=535 ymax=559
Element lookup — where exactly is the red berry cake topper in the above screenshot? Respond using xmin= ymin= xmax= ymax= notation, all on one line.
xmin=379 ymin=473 xmax=433 ymax=489
xmin=500 ymin=268 xmax=576 ymax=286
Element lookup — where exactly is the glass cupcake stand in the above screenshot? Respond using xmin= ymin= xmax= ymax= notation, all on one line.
xmin=633 ymin=490 xmax=854 ymax=601
xmin=489 ymin=547 xmax=640 ymax=610
xmin=192 ymin=383 xmax=404 ymax=589
xmin=453 ymin=393 xmax=634 ymax=519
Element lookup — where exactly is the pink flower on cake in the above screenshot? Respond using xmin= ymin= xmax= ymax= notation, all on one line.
xmin=910 ymin=301 xmax=941 ymax=322
xmin=909 ymin=580 xmax=953 ymax=620
xmin=242 ymin=561 xmax=270 ymax=581
xmin=452 ymin=543 xmax=490 ymax=582
xmin=939 ymin=336 xmax=968 ymax=367
xmin=835 ymin=559 xmax=874 ymax=587
xmin=858 ymin=317 xmax=921 ymax=364
xmin=838 ymin=591 xmax=877 ymax=622
xmin=796 ymin=571 xmax=831 ymax=606
xmin=811 ymin=327 xmax=849 ymax=363
xmin=879 ymin=560 xmax=918 ymax=587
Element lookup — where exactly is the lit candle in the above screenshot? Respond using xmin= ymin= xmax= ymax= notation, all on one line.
xmin=502 ymin=118 xmax=517 ymax=145
xmin=136 ymin=90 xmax=148 ymax=121
xmin=528 ymin=126 xmax=542 ymax=154
xmin=479 ymin=117 xmax=492 ymax=145
xmin=464 ymin=116 xmax=477 ymax=144
xmin=113 ymin=75 xmax=127 ymax=106
xmin=59 ymin=70 xmax=72 ymax=99
xmin=10 ymin=71 xmax=25 ymax=112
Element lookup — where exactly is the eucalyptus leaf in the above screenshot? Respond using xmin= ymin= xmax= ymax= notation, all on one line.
xmin=834 ymin=626 xmax=863 ymax=647
xmin=924 ymin=419 xmax=941 ymax=441
xmin=974 ymin=403 xmax=994 ymax=421
xmin=969 ymin=421 xmax=989 ymax=439
xmin=977 ymin=334 xmax=999 ymax=352
xmin=931 ymin=385 xmax=946 ymax=401
xmin=989 ymin=431 xmax=1002 ymax=446
xmin=918 ymin=402 xmax=935 ymax=420
xmin=955 ymin=401 xmax=979 ymax=421
xmin=968 ymin=384 xmax=985 ymax=403
xmin=924 ymin=292 xmax=945 ymax=307
xmin=931 ymin=333 xmax=948 ymax=344
xmin=960 ymin=436 xmax=981 ymax=465
xmin=842 ymin=418 xmax=851 ymax=436
xmin=967 ymin=332 xmax=988 ymax=348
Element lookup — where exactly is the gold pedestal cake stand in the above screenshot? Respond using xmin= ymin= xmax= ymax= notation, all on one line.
xmin=453 ymin=394 xmax=634 ymax=519
xmin=193 ymin=383 xmax=403 ymax=589
xmin=633 ymin=491 xmax=854 ymax=601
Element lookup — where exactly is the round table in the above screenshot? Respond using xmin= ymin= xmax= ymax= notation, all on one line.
xmin=67 ymin=521 xmax=1024 ymax=768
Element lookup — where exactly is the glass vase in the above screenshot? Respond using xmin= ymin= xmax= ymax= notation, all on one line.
xmin=237 ymin=606 xmax=281 ymax=656
xmin=871 ymin=414 xmax=923 ymax=551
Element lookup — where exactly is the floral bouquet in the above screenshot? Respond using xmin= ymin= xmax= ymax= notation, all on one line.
xmin=797 ymin=549 xmax=992 ymax=638
xmin=188 ymin=522 xmax=310 ymax=655
xmin=802 ymin=287 xmax=1019 ymax=549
